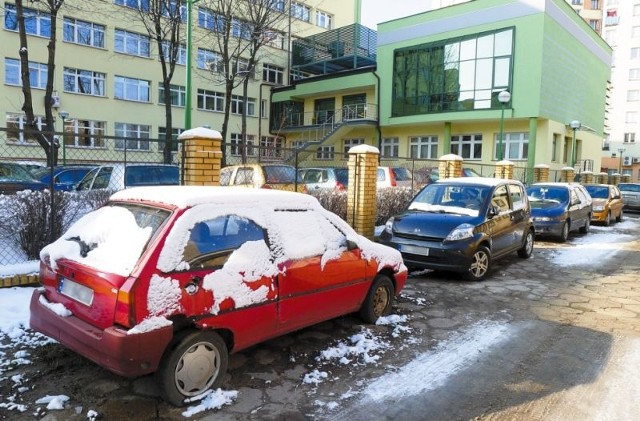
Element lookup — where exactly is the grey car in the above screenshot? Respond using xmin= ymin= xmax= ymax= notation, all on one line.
xmin=618 ymin=183 xmax=640 ymax=211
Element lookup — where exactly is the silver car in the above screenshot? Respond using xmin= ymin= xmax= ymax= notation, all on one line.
xmin=619 ymin=183 xmax=640 ymax=211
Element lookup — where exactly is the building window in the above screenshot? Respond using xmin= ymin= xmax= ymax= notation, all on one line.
xmin=4 ymin=4 xmax=51 ymax=37
xmin=381 ymin=137 xmax=399 ymax=158
xmin=197 ymin=89 xmax=224 ymax=112
xmin=316 ymin=146 xmax=335 ymax=160
xmin=230 ymin=133 xmax=256 ymax=156
xmin=114 ymin=76 xmax=150 ymax=102
xmin=115 ymin=29 xmax=151 ymax=58
xmin=158 ymin=83 xmax=186 ymax=106
xmin=494 ymin=132 xmax=528 ymax=160
xmin=63 ymin=67 xmax=106 ymax=96
xmin=5 ymin=114 xmax=47 ymax=144
xmin=409 ymin=136 xmax=438 ymax=159
xmin=198 ymin=8 xmax=225 ymax=32
xmin=263 ymin=30 xmax=285 ymax=49
xmin=591 ymin=0 xmax=599 ymax=9
xmin=627 ymin=90 xmax=640 ymax=101
xmin=63 ymin=18 xmax=105 ymax=48
xmin=197 ymin=48 xmax=222 ymax=71
xmin=262 ymin=64 xmax=284 ymax=84
xmin=291 ymin=2 xmax=310 ymax=22
xmin=270 ymin=1 xmax=285 ymax=12
xmin=4 ymin=58 xmax=48 ymax=89
xmin=392 ymin=28 xmax=513 ymax=116
xmin=451 ymin=134 xmax=482 ymax=160
xmin=631 ymin=47 xmax=640 ymax=59
xmin=161 ymin=42 xmax=187 ymax=65
xmin=630 ymin=68 xmax=640 ymax=80
xmin=626 ymin=111 xmax=638 ymax=124
xmin=315 ymin=10 xmax=333 ymax=29
xmin=66 ymin=120 xmax=106 ymax=148
xmin=571 ymin=0 xmax=582 ymax=4
xmin=159 ymin=127 xmax=183 ymax=152
xmin=604 ymin=29 xmax=616 ymax=45
xmin=589 ymin=20 xmax=599 ymax=31
xmin=635 ymin=5 xmax=640 ymax=16
xmin=343 ymin=138 xmax=364 ymax=154
xmin=261 ymin=99 xmax=268 ymax=118
xmin=114 ymin=123 xmax=150 ymax=150
xmin=231 ymin=18 xmax=252 ymax=40
xmin=114 ymin=0 xmax=150 ymax=11
xmin=231 ymin=95 xmax=256 ymax=116
xmin=624 ymin=133 xmax=636 ymax=143
xmin=552 ymin=133 xmax=560 ymax=162
xmin=260 ymin=136 xmax=284 ymax=161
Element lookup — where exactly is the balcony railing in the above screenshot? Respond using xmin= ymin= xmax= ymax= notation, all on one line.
xmin=282 ymin=103 xmax=377 ymax=128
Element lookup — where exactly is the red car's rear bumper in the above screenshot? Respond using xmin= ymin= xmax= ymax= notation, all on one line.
xmin=30 ymin=289 xmax=173 ymax=378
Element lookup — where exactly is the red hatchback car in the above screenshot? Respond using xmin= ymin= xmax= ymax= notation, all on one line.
xmin=30 ymin=186 xmax=407 ymax=405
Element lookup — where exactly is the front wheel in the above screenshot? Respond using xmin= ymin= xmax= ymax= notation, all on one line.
xmin=359 ymin=275 xmax=394 ymax=323
xmin=518 ymin=230 xmax=534 ymax=258
xmin=465 ymin=246 xmax=491 ymax=281
xmin=157 ymin=330 xmax=228 ymax=407
xmin=557 ymin=221 xmax=569 ymax=242
xmin=616 ymin=209 xmax=623 ymax=223
xmin=604 ymin=211 xmax=611 ymax=227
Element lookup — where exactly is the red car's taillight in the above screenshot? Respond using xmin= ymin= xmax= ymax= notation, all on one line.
xmin=336 ymin=182 xmax=346 ymax=191
xmin=39 ymin=257 xmax=56 ymax=286
xmin=389 ymin=170 xmax=397 ymax=187
xmin=114 ymin=285 xmax=136 ymax=328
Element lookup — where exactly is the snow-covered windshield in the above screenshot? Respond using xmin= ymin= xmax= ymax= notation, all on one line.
xmin=40 ymin=204 xmax=170 ymax=276
xmin=408 ymin=184 xmax=488 ymax=216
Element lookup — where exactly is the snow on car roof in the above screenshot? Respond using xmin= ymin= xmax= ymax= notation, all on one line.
xmin=110 ymin=185 xmax=319 ymax=209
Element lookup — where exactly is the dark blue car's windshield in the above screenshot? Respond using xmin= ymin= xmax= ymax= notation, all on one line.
xmin=527 ymin=187 xmax=568 ymax=203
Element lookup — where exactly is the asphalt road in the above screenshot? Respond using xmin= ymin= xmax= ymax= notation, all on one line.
xmin=1 ymin=213 xmax=638 ymax=421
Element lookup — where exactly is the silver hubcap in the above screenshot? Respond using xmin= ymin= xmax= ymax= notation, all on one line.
xmin=525 ymin=233 xmax=534 ymax=254
xmin=175 ymin=341 xmax=220 ymax=396
xmin=470 ymin=251 xmax=489 ymax=278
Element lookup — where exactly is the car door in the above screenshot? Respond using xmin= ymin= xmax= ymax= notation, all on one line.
xmin=610 ymin=186 xmax=623 ymax=217
xmin=488 ymin=184 xmax=514 ymax=256
xmin=275 ymin=209 xmax=367 ymax=333
xmin=571 ymin=186 xmax=591 ymax=228
xmin=166 ymin=214 xmax=278 ymax=348
xmin=505 ymin=182 xmax=528 ymax=252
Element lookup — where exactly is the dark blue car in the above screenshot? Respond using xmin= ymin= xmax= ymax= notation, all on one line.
xmin=526 ymin=182 xmax=592 ymax=242
xmin=379 ymin=178 xmax=534 ymax=281
xmin=32 ymin=165 xmax=97 ymax=191
xmin=0 ymin=162 xmax=47 ymax=195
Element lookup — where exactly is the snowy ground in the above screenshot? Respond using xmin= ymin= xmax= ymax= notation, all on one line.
xmin=0 ymin=218 xmax=636 ymax=418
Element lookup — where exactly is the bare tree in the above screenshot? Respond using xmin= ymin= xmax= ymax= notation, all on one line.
xmin=199 ymin=0 xmax=287 ymax=163
xmin=118 ymin=0 xmax=185 ymax=164
xmin=14 ymin=0 xmax=65 ymax=165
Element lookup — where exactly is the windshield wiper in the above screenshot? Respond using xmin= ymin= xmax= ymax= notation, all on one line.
xmin=67 ymin=236 xmax=97 ymax=257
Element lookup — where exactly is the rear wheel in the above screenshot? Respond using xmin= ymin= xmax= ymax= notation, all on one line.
xmin=518 ymin=230 xmax=534 ymax=258
xmin=579 ymin=217 xmax=590 ymax=234
xmin=359 ymin=275 xmax=394 ymax=323
xmin=465 ymin=246 xmax=491 ymax=281
xmin=157 ymin=330 xmax=228 ymax=407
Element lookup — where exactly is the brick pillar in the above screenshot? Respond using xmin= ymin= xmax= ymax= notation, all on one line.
xmin=612 ymin=173 xmax=621 ymax=185
xmin=179 ymin=128 xmax=223 ymax=186
xmin=438 ymin=154 xmax=463 ymax=179
xmin=596 ymin=172 xmax=608 ymax=184
xmin=495 ymin=160 xmax=515 ymax=179
xmin=533 ymin=164 xmax=549 ymax=183
xmin=621 ymin=174 xmax=631 ymax=183
xmin=347 ymin=145 xmax=379 ymax=240
xmin=560 ymin=167 xmax=575 ymax=182
xmin=581 ymin=171 xmax=594 ymax=184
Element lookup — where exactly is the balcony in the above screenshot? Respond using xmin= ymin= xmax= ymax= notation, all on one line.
xmin=291 ymin=24 xmax=377 ymax=77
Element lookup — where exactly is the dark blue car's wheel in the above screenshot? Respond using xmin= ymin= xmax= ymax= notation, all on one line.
xmin=558 ymin=221 xmax=569 ymax=242
xmin=465 ymin=246 xmax=490 ymax=281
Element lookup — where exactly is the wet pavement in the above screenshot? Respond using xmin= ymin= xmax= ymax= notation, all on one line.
xmin=2 ymin=215 xmax=639 ymax=420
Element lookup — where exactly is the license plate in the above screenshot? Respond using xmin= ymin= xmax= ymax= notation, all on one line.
xmin=400 ymin=244 xmax=430 ymax=256
xmin=59 ymin=278 xmax=94 ymax=306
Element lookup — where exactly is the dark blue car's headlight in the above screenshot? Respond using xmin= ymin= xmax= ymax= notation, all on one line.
xmin=445 ymin=223 xmax=474 ymax=241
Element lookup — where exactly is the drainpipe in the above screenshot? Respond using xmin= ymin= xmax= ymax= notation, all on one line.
xmin=373 ymin=71 xmax=382 ymax=152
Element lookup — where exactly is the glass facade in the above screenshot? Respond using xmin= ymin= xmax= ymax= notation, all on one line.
xmin=392 ymin=28 xmax=514 ymax=116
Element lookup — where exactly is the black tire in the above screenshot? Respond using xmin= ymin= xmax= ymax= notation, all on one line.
xmin=157 ymin=330 xmax=228 ymax=407
xmin=579 ymin=217 xmax=590 ymax=234
xmin=604 ymin=211 xmax=611 ymax=227
xmin=518 ymin=229 xmax=534 ymax=258
xmin=558 ymin=221 xmax=569 ymax=242
xmin=616 ymin=209 xmax=623 ymax=223
xmin=465 ymin=245 xmax=491 ymax=281
xmin=359 ymin=275 xmax=394 ymax=324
